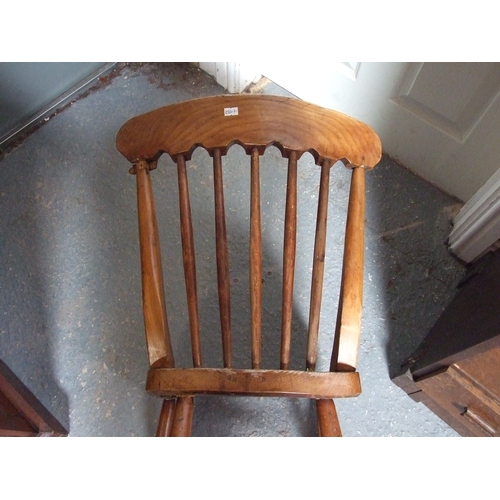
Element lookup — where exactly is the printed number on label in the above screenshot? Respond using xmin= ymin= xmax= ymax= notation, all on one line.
xmin=224 ymin=107 xmax=239 ymax=116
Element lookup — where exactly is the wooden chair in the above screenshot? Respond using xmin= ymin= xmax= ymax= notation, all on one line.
xmin=116 ymin=94 xmax=381 ymax=436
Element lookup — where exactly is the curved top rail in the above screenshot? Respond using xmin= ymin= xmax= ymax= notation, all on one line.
xmin=116 ymin=94 xmax=382 ymax=168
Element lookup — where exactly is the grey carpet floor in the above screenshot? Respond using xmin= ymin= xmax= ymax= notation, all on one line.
xmin=0 ymin=63 xmax=465 ymax=436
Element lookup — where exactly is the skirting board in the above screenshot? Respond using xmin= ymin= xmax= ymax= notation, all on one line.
xmin=448 ymin=167 xmax=500 ymax=263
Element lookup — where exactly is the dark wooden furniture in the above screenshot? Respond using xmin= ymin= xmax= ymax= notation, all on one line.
xmin=0 ymin=359 xmax=67 ymax=437
xmin=393 ymin=250 xmax=500 ymax=437
xmin=116 ymin=94 xmax=382 ymax=436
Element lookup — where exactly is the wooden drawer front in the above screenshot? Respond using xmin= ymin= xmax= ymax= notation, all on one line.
xmin=0 ymin=390 xmax=38 ymax=436
xmin=416 ymin=364 xmax=500 ymax=437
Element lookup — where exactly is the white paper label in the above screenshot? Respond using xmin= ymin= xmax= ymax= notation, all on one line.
xmin=224 ymin=107 xmax=239 ymax=116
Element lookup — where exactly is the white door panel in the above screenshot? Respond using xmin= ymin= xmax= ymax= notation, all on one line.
xmin=259 ymin=62 xmax=500 ymax=203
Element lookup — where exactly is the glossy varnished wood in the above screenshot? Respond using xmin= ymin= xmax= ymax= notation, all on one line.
xmin=116 ymin=94 xmax=381 ymax=168
xmin=147 ymin=368 xmax=361 ymax=399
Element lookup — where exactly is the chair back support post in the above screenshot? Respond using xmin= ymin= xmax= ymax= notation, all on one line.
xmin=135 ymin=160 xmax=175 ymax=368
xmin=331 ymin=166 xmax=366 ymax=372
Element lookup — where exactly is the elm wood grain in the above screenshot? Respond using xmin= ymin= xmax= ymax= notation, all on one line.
xmin=147 ymin=368 xmax=361 ymax=399
xmin=281 ymin=151 xmax=298 ymax=370
xmin=0 ymin=359 xmax=67 ymax=437
xmin=213 ymin=148 xmax=232 ymax=368
xmin=250 ymin=148 xmax=262 ymax=369
xmin=316 ymin=399 xmax=342 ymax=437
xmin=136 ymin=160 xmax=174 ymax=368
xmin=156 ymin=398 xmax=176 ymax=437
xmin=331 ymin=167 xmax=366 ymax=372
xmin=177 ymin=154 xmax=202 ymax=368
xmin=116 ymin=94 xmax=381 ymax=169
xmin=306 ymin=161 xmax=331 ymax=371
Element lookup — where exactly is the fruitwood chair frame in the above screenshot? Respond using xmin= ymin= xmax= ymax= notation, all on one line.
xmin=116 ymin=94 xmax=381 ymax=436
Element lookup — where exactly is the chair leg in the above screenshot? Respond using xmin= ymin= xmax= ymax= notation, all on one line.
xmin=316 ymin=399 xmax=342 ymax=437
xmin=156 ymin=398 xmax=177 ymax=437
xmin=170 ymin=396 xmax=194 ymax=437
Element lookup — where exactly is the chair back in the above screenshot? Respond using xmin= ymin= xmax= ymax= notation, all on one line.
xmin=116 ymin=94 xmax=381 ymax=401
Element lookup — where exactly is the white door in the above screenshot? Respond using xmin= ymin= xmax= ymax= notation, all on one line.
xmin=257 ymin=62 xmax=500 ymax=204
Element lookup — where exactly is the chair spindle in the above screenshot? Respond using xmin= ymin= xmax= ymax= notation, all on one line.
xmin=213 ymin=148 xmax=232 ymax=368
xmin=250 ymin=148 xmax=262 ymax=369
xmin=177 ymin=155 xmax=202 ymax=368
xmin=306 ymin=160 xmax=331 ymax=371
xmin=281 ymin=151 xmax=298 ymax=370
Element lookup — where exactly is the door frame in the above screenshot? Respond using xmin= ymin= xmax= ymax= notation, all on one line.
xmin=448 ymin=168 xmax=500 ymax=263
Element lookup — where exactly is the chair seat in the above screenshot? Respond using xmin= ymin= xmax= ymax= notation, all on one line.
xmin=146 ymin=367 xmax=361 ymax=399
